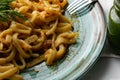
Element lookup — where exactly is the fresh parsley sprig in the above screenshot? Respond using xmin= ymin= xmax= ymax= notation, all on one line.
xmin=0 ymin=0 xmax=27 ymax=21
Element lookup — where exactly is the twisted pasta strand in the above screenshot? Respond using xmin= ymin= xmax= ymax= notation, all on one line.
xmin=0 ymin=0 xmax=77 ymax=79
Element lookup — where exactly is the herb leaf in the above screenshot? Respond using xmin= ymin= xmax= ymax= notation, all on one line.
xmin=0 ymin=0 xmax=14 ymax=3
xmin=0 ymin=0 xmax=27 ymax=21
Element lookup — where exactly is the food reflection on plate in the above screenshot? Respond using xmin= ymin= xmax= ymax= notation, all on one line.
xmin=0 ymin=0 xmax=77 ymax=79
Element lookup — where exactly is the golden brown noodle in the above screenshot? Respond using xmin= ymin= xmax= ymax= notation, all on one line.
xmin=0 ymin=0 xmax=77 ymax=79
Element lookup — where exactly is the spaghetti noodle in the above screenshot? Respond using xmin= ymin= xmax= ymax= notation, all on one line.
xmin=0 ymin=0 xmax=77 ymax=79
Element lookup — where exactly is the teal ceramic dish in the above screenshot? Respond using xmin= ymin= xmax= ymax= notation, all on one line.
xmin=21 ymin=1 xmax=106 ymax=80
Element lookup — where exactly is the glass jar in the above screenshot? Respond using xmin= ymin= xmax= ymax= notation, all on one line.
xmin=108 ymin=0 xmax=120 ymax=51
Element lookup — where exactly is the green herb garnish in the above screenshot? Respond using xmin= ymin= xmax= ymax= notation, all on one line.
xmin=0 ymin=0 xmax=27 ymax=21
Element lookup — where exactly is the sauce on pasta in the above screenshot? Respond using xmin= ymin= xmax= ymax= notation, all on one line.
xmin=0 ymin=0 xmax=77 ymax=79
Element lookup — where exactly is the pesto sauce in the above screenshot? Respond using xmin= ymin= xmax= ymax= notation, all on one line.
xmin=108 ymin=0 xmax=120 ymax=51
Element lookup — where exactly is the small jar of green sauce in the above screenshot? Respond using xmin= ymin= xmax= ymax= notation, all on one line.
xmin=108 ymin=0 xmax=120 ymax=52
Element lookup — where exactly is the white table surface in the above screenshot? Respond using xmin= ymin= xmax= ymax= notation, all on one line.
xmin=81 ymin=0 xmax=120 ymax=80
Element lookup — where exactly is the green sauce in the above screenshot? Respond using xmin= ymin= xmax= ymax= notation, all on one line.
xmin=108 ymin=0 xmax=120 ymax=51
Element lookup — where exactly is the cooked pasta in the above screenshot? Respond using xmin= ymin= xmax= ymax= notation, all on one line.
xmin=0 ymin=0 xmax=77 ymax=79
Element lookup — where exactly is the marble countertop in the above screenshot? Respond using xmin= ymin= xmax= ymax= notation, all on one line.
xmin=81 ymin=0 xmax=120 ymax=80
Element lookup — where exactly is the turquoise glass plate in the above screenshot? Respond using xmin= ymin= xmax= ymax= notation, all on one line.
xmin=21 ymin=1 xmax=106 ymax=80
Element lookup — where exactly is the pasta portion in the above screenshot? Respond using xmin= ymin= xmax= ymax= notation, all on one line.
xmin=0 ymin=0 xmax=77 ymax=80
